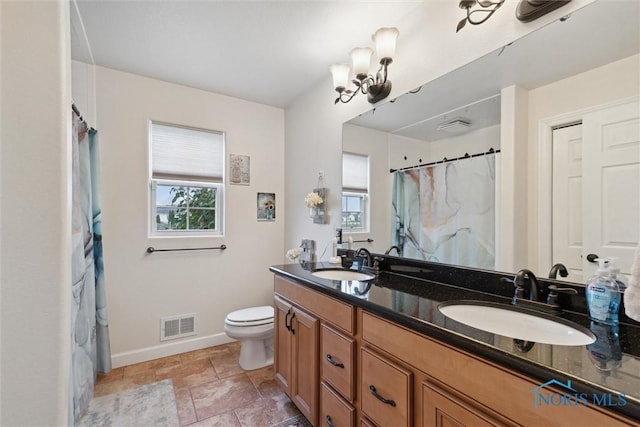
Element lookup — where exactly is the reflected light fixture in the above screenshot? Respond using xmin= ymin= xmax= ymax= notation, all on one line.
xmin=330 ymin=27 xmax=399 ymax=105
xmin=516 ymin=0 xmax=572 ymax=22
xmin=457 ymin=0 xmax=505 ymax=32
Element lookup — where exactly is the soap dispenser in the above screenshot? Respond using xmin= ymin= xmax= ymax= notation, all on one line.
xmin=608 ymin=257 xmax=628 ymax=291
xmin=586 ymin=258 xmax=620 ymax=324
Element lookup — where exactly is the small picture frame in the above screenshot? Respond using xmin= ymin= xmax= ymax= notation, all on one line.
xmin=230 ymin=154 xmax=250 ymax=185
xmin=257 ymin=192 xmax=276 ymax=221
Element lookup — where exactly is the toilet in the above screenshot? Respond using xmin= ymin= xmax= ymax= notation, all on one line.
xmin=224 ymin=305 xmax=274 ymax=371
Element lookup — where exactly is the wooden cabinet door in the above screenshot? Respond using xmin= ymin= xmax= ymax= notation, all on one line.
xmin=291 ymin=306 xmax=320 ymax=426
xmin=422 ymin=381 xmax=515 ymax=427
xmin=274 ymin=295 xmax=293 ymax=394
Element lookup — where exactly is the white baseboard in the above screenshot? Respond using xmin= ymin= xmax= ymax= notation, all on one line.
xmin=110 ymin=333 xmax=236 ymax=368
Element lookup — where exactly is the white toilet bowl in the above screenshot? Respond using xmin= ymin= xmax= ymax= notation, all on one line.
xmin=224 ymin=305 xmax=274 ymax=371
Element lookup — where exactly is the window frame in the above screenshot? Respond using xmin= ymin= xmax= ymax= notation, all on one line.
xmin=342 ymin=152 xmax=370 ymax=233
xmin=148 ymin=121 xmax=225 ymax=238
xmin=150 ymin=179 xmax=224 ymax=237
xmin=341 ymin=190 xmax=369 ymax=233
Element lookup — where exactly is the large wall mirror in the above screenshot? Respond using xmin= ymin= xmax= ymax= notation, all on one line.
xmin=342 ymin=1 xmax=639 ymax=280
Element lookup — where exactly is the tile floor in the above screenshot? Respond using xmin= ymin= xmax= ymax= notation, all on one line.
xmin=95 ymin=342 xmax=304 ymax=427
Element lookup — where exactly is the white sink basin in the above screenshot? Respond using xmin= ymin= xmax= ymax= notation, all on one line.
xmin=311 ymin=269 xmax=375 ymax=282
xmin=438 ymin=301 xmax=596 ymax=346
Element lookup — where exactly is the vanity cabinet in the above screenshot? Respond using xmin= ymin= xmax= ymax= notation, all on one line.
xmin=274 ymin=295 xmax=319 ymax=425
xmin=273 ymin=274 xmax=636 ymax=427
xmin=274 ymin=275 xmax=356 ymax=427
xmin=361 ymin=311 xmax=635 ymax=427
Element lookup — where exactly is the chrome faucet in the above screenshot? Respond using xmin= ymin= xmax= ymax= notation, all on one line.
xmin=384 ymin=245 xmax=402 ymax=256
xmin=355 ymin=247 xmax=373 ymax=267
xmin=548 ymin=263 xmax=569 ymax=279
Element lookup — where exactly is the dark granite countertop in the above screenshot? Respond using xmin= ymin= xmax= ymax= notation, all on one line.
xmin=270 ymin=262 xmax=640 ymax=421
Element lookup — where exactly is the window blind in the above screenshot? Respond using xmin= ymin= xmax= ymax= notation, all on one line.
xmin=342 ymin=152 xmax=369 ymax=192
xmin=151 ymin=122 xmax=224 ymax=183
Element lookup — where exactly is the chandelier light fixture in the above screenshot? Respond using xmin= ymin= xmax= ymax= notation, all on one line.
xmin=456 ymin=0 xmax=504 ymax=32
xmin=330 ymin=27 xmax=399 ymax=105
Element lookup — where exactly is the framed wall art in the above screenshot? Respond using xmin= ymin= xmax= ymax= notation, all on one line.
xmin=257 ymin=192 xmax=276 ymax=221
xmin=230 ymin=154 xmax=250 ymax=185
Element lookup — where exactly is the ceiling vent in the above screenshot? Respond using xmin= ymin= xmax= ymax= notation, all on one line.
xmin=436 ymin=117 xmax=472 ymax=133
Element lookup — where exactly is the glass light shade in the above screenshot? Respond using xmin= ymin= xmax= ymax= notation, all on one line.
xmin=350 ymin=47 xmax=373 ymax=77
xmin=372 ymin=27 xmax=399 ymax=61
xmin=330 ymin=63 xmax=350 ymax=90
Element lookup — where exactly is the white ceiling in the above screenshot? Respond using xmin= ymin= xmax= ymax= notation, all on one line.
xmin=70 ymin=0 xmax=425 ymax=108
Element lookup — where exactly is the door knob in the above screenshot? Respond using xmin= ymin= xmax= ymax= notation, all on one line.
xmin=586 ymin=253 xmax=599 ymax=263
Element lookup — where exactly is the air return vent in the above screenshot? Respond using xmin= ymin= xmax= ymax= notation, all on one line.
xmin=160 ymin=313 xmax=196 ymax=341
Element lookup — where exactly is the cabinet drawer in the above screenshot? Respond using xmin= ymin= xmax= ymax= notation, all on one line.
xmin=423 ymin=381 xmax=517 ymax=427
xmin=320 ymin=382 xmax=355 ymax=427
xmin=360 ymin=418 xmax=376 ymax=427
xmin=321 ymin=325 xmax=355 ymax=402
xmin=361 ymin=347 xmax=412 ymax=427
xmin=275 ymin=275 xmax=354 ymax=334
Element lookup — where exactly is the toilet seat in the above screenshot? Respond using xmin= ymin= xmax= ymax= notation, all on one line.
xmin=225 ymin=305 xmax=274 ymax=327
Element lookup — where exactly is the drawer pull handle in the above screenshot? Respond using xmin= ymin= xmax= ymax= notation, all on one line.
xmin=326 ymin=354 xmax=344 ymax=369
xmin=369 ymin=385 xmax=396 ymax=407
xmin=326 ymin=415 xmax=335 ymax=427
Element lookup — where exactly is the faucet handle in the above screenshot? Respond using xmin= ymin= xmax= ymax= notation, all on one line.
xmin=547 ymin=284 xmax=578 ymax=294
xmin=546 ymin=284 xmax=578 ymax=305
xmin=501 ymin=277 xmax=520 ymax=303
xmin=372 ymin=256 xmax=384 ymax=272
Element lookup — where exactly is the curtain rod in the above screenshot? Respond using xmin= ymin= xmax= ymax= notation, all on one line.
xmin=72 ymin=103 xmax=95 ymax=131
xmin=389 ymin=147 xmax=500 ymax=173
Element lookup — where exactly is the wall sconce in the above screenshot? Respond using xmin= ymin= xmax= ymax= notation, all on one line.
xmin=457 ymin=0 xmax=504 ymax=32
xmin=330 ymin=27 xmax=399 ymax=105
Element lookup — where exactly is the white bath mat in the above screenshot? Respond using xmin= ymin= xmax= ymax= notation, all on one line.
xmin=77 ymin=379 xmax=179 ymax=427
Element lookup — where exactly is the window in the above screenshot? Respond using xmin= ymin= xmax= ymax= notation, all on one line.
xmin=342 ymin=152 xmax=369 ymax=232
xmin=150 ymin=122 xmax=224 ymax=235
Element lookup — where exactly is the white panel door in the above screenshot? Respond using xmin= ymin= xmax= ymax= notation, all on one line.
xmin=582 ymin=100 xmax=640 ymax=277
xmin=552 ymin=124 xmax=584 ymax=282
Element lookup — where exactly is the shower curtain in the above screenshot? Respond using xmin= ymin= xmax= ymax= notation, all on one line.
xmin=392 ymin=153 xmax=497 ymax=269
xmin=72 ymin=111 xmax=112 ymax=423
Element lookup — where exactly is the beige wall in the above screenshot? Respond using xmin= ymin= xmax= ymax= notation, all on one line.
xmin=93 ymin=66 xmax=285 ymax=366
xmin=527 ymin=54 xmax=640 ymax=272
xmin=342 ymin=124 xmax=393 ymax=253
xmin=388 ymin=134 xmax=428 ymax=171
xmin=428 ymin=125 xmax=501 ymax=162
xmin=1 ymin=1 xmax=72 ymax=424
